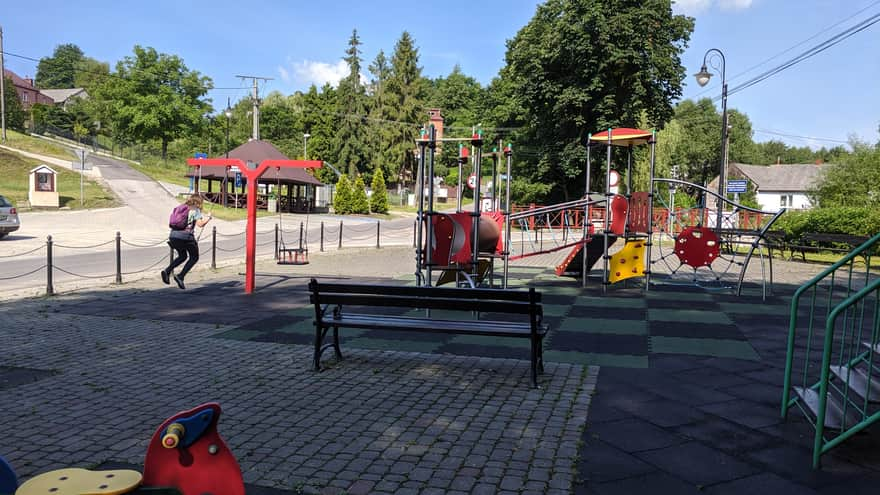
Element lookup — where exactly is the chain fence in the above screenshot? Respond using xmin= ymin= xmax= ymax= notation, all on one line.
xmin=0 ymin=220 xmax=415 ymax=297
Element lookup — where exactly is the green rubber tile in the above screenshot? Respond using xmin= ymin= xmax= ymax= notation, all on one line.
xmin=557 ymin=317 xmax=648 ymax=335
xmin=536 ymin=286 xmax=586 ymax=297
xmin=274 ymin=320 xmax=314 ymax=334
xmin=287 ymin=306 xmax=315 ymax=317
xmin=646 ymin=291 xmax=715 ymax=302
xmin=572 ymin=296 xmax=647 ymax=309
xmin=650 ymin=336 xmax=760 ymax=360
xmin=213 ymin=329 xmax=260 ymax=341
xmin=544 ymin=350 xmax=649 ymax=368
xmin=449 ymin=334 xmax=531 ymax=348
xmin=345 ymin=337 xmax=444 ymax=353
xmin=542 ymin=304 xmax=572 ymax=317
xmin=648 ymin=308 xmax=733 ymax=325
xmin=718 ymin=302 xmax=789 ymax=314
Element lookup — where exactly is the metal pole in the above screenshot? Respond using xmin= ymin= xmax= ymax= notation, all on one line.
xmin=457 ymin=144 xmax=465 ymax=213
xmin=299 ymin=221 xmax=304 ymax=251
xmin=503 ymin=144 xmax=513 ymax=288
xmin=80 ymin=149 xmax=85 ymax=207
xmin=645 ymin=131 xmax=656 ymax=291
xmin=376 ymin=221 xmax=380 ymax=249
xmin=718 ymin=79 xmax=728 ymax=231
xmin=46 ymin=235 xmax=54 ymax=296
xmin=320 ymin=221 xmax=324 ymax=252
xmin=211 ymin=226 xmax=217 ymax=269
xmin=115 ymin=232 xmax=122 ymax=284
xmin=414 ymin=134 xmax=427 ymax=285
xmin=583 ymin=136 xmax=592 ymax=288
xmin=0 ymin=25 xmax=6 ymax=143
xmin=338 ymin=220 xmax=343 ymax=250
xmin=425 ymin=125 xmax=436 ymax=284
xmin=471 ymin=130 xmax=483 ymax=280
xmin=274 ymin=223 xmax=279 ymax=259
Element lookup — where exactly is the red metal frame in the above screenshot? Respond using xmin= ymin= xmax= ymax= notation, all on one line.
xmin=186 ymin=158 xmax=322 ymax=294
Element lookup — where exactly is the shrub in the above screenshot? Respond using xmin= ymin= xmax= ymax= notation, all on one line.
xmin=351 ymin=176 xmax=370 ymax=214
xmin=370 ymin=168 xmax=389 ymax=214
xmin=333 ymin=174 xmax=353 ymax=214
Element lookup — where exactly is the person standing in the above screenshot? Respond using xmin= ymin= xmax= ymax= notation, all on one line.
xmin=161 ymin=194 xmax=212 ymax=289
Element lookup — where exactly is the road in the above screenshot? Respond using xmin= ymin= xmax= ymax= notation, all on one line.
xmin=0 ymin=147 xmax=416 ymax=298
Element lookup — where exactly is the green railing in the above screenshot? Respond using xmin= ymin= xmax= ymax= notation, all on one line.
xmin=781 ymin=232 xmax=880 ymax=468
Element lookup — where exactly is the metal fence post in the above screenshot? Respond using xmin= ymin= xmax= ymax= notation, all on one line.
xmin=376 ymin=221 xmax=380 ymax=249
xmin=115 ymin=232 xmax=122 ymax=284
xmin=274 ymin=223 xmax=279 ymax=260
xmin=211 ymin=226 xmax=217 ymax=269
xmin=320 ymin=221 xmax=324 ymax=252
xmin=338 ymin=221 xmax=343 ymax=250
xmin=299 ymin=222 xmax=304 ymax=251
xmin=46 ymin=235 xmax=54 ymax=296
xmin=413 ymin=219 xmax=417 ymax=248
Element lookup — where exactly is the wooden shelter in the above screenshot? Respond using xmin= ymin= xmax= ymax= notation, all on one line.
xmin=186 ymin=140 xmax=324 ymax=212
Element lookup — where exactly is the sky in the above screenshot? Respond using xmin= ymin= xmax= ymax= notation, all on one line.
xmin=2 ymin=0 xmax=879 ymax=150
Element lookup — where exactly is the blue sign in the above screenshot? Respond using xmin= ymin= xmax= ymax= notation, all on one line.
xmin=234 ymin=172 xmax=242 ymax=188
xmin=727 ymin=179 xmax=748 ymax=193
xmin=194 ymin=152 xmax=208 ymax=159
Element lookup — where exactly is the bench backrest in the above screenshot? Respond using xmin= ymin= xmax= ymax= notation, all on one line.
xmin=308 ymin=279 xmax=541 ymax=316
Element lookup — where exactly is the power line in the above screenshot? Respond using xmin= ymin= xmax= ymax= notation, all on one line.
xmin=753 ymin=129 xmax=850 ymax=144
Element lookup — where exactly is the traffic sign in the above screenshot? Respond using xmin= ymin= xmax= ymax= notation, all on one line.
xmin=727 ymin=179 xmax=748 ymax=193
xmin=194 ymin=152 xmax=208 ymax=159
xmin=467 ymin=173 xmax=477 ymax=190
xmin=235 ymin=172 xmax=243 ymax=188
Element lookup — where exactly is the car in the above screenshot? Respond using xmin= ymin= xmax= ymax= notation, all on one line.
xmin=0 ymin=195 xmax=21 ymax=239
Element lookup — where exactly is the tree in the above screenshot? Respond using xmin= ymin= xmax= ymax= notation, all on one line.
xmin=366 ymin=50 xmax=394 ymax=185
xmin=500 ymin=0 xmax=693 ymax=200
xmin=333 ymin=174 xmax=353 ymax=214
xmin=35 ymin=44 xmax=85 ymax=89
xmin=351 ymin=175 xmax=370 ymax=214
xmin=89 ymin=46 xmax=212 ymax=159
xmin=370 ymin=168 xmax=389 ymax=213
xmin=2 ymin=77 xmax=26 ymax=131
xmin=428 ymin=65 xmax=486 ymax=177
xmin=811 ymin=140 xmax=880 ymax=208
xmin=386 ymin=32 xmax=425 ymax=189
xmin=335 ymin=30 xmax=369 ymax=177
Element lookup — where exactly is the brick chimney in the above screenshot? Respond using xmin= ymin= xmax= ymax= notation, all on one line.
xmin=24 ymin=77 xmax=35 ymax=88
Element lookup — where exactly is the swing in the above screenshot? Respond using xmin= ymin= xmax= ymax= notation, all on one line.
xmin=275 ymin=167 xmax=310 ymax=266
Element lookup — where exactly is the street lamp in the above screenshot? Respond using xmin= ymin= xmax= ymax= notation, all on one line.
xmin=224 ymin=104 xmax=232 ymax=159
xmin=695 ymin=48 xmax=727 ymax=231
xmin=303 ymin=133 xmax=311 ymax=160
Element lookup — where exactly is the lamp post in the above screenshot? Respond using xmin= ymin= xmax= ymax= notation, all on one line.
xmin=224 ymin=104 xmax=232 ymax=158
xmin=303 ymin=133 xmax=311 ymax=160
xmin=695 ymin=48 xmax=727 ymax=231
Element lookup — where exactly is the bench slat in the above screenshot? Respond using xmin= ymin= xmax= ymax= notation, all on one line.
xmin=308 ymin=281 xmax=539 ymax=302
xmin=311 ymin=293 xmax=536 ymax=315
xmin=323 ymin=313 xmax=548 ymax=338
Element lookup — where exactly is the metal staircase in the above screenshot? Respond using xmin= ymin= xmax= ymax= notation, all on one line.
xmin=781 ymin=232 xmax=880 ymax=468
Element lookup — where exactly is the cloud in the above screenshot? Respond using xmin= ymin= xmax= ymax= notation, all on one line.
xmin=293 ymin=59 xmax=349 ymax=88
xmin=673 ymin=0 xmax=753 ymax=14
xmin=277 ymin=65 xmax=290 ymax=84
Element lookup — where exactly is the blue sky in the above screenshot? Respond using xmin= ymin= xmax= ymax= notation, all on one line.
xmin=3 ymin=0 xmax=878 ymax=150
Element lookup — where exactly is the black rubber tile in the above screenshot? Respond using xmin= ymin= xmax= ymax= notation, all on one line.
xmin=647 ymin=354 xmax=707 ymax=373
xmin=234 ymin=314 xmax=302 ymax=331
xmin=721 ymin=381 xmax=786 ymax=407
xmin=672 ymin=369 xmax=754 ymax=389
xmin=704 ymin=472 xmax=818 ymax=495
xmin=568 ymin=305 xmax=647 ymax=319
xmin=699 ymin=399 xmax=784 ymax=430
xmin=541 ymin=294 xmax=579 ymax=306
xmin=588 ymin=418 xmax=687 ymax=453
xmin=702 ymin=357 xmax=770 ymax=374
xmin=635 ymin=442 xmax=759 ymax=487
xmin=436 ymin=343 xmax=531 ymax=361
xmin=650 ymin=321 xmax=746 ymax=340
xmin=577 ymin=438 xmax=657 ymax=483
xmin=648 ymin=380 xmax=737 ymax=407
xmin=646 ymin=298 xmax=721 ymax=310
xmin=675 ymin=417 xmax=777 ymax=455
xmin=623 ymin=398 xmax=709 ymax=428
xmin=550 ymin=331 xmax=649 ymax=355
xmin=250 ymin=331 xmax=312 ymax=345
xmin=745 ymin=445 xmax=867 ymax=488
xmin=589 ymin=471 xmax=704 ymax=495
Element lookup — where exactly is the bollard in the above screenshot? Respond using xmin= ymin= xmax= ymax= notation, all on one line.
xmin=299 ymin=222 xmax=304 ymax=250
xmin=46 ymin=235 xmax=54 ymax=296
xmin=274 ymin=223 xmax=279 ymax=260
xmin=211 ymin=226 xmax=217 ymax=269
xmin=412 ymin=219 xmax=417 ymax=248
xmin=376 ymin=221 xmax=380 ymax=249
xmin=338 ymin=220 xmax=343 ymax=250
xmin=115 ymin=232 xmax=122 ymax=284
xmin=320 ymin=222 xmax=324 ymax=252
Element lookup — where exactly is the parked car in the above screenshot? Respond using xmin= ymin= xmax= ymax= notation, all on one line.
xmin=0 ymin=195 xmax=20 ymax=239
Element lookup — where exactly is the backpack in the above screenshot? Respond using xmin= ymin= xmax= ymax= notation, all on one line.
xmin=169 ymin=204 xmax=191 ymax=230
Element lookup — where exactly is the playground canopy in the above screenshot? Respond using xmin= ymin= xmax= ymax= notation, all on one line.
xmin=590 ymin=128 xmax=653 ymax=147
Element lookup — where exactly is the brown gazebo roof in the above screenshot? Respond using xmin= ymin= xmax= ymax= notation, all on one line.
xmin=186 ymin=140 xmax=324 ymax=186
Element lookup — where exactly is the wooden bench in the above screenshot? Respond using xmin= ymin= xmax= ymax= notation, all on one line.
xmin=308 ymin=279 xmax=549 ymax=387
xmin=793 ymin=232 xmax=870 ymax=262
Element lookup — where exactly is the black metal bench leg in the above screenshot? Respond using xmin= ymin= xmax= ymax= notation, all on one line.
xmin=530 ymin=337 xmax=538 ymax=388
xmin=314 ymin=325 xmax=323 ymax=371
xmin=333 ymin=325 xmax=343 ymax=360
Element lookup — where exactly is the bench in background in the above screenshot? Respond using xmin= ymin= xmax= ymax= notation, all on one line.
xmin=308 ymin=279 xmax=549 ymax=387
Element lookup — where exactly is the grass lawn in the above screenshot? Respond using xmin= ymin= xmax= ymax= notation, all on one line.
xmin=0 ymin=149 xmax=118 ymax=210
xmin=2 ymin=130 xmax=77 ymax=161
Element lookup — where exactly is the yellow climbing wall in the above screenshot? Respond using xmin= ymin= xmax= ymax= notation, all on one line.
xmin=608 ymin=240 xmax=646 ymax=284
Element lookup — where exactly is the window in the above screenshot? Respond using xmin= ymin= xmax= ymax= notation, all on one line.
xmin=22 ymin=93 xmax=28 ymax=103
xmin=780 ymin=194 xmax=793 ymax=207
xmin=36 ymin=172 xmax=54 ymax=192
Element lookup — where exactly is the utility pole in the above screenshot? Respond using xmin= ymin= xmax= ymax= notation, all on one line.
xmin=1 ymin=25 xmax=7 ymax=143
xmin=235 ymin=75 xmax=272 ymax=141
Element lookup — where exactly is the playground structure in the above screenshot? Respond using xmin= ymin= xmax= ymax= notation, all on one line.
xmin=2 ymin=402 xmax=244 ymax=495
xmin=413 ymin=125 xmax=785 ymax=297
xmin=185 ymin=157 xmax=322 ymax=294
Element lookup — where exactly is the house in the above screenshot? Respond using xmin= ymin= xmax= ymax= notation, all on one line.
xmin=725 ymin=162 xmax=832 ymax=212
xmin=3 ymin=69 xmax=54 ymax=109
xmin=39 ymin=88 xmax=89 ymax=109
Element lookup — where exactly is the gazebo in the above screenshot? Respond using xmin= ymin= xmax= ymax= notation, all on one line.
xmin=186 ymin=140 xmax=324 ymax=213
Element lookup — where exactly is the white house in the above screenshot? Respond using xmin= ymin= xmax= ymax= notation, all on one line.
xmin=726 ymin=162 xmax=832 ymax=212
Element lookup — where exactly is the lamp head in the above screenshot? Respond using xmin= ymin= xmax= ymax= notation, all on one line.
xmin=694 ymin=65 xmax=712 ymax=87
xmin=304 ymin=133 xmax=311 ymax=139
xmin=224 ymin=108 xmax=232 ymax=118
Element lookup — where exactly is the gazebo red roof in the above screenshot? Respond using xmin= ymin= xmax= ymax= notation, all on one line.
xmin=186 ymin=140 xmax=324 ymax=186
xmin=589 ymin=128 xmax=653 ymax=147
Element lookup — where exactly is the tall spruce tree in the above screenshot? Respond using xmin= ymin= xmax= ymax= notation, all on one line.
xmin=386 ymin=32 xmax=425 ymax=190
xmin=367 ymin=50 xmax=394 ymax=186
xmin=335 ymin=30 xmax=369 ymax=177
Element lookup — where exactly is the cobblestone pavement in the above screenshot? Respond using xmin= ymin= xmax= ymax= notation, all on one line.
xmin=0 ymin=246 xmax=596 ymax=495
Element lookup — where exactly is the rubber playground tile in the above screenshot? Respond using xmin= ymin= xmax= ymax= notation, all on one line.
xmin=648 ymin=308 xmax=733 ymax=325
xmin=717 ymin=302 xmax=790 ymax=315
xmin=646 ymin=290 xmax=716 ymax=302
xmin=251 ymin=331 xmax=312 ymax=345
xmin=543 ymin=350 xmax=648 ymax=368
xmin=634 ymin=442 xmax=760 ymax=487
xmin=540 ymin=294 xmax=579 ymax=306
xmin=644 ymin=298 xmax=721 ymax=310
xmin=649 ymin=321 xmax=747 ymax=340
xmin=575 ymin=438 xmax=658 ymax=483
xmin=699 ymin=399 xmax=784 ymax=430
xmin=448 ymin=334 xmax=531 ymax=349
xmin=569 ymin=296 xmax=647 ymax=309
xmin=542 ymin=303 xmax=573 ymax=317
xmin=551 ymin=331 xmax=649 ymax=355
xmin=568 ymin=305 xmax=647 ymax=320
xmin=437 ymin=342 xmax=532 ymax=360
xmin=704 ymin=473 xmax=819 ymax=495
xmin=585 ymin=471 xmax=706 ymax=495
xmin=650 ymin=337 xmax=760 ymax=360
xmin=588 ymin=418 xmax=688 ymax=453
xmin=557 ymin=317 xmax=648 ymax=335
xmin=344 ymin=336 xmax=445 ymax=354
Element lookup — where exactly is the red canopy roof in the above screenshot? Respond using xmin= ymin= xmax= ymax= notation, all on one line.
xmin=186 ymin=140 xmax=324 ymax=186
xmin=590 ymin=128 xmax=653 ymax=147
